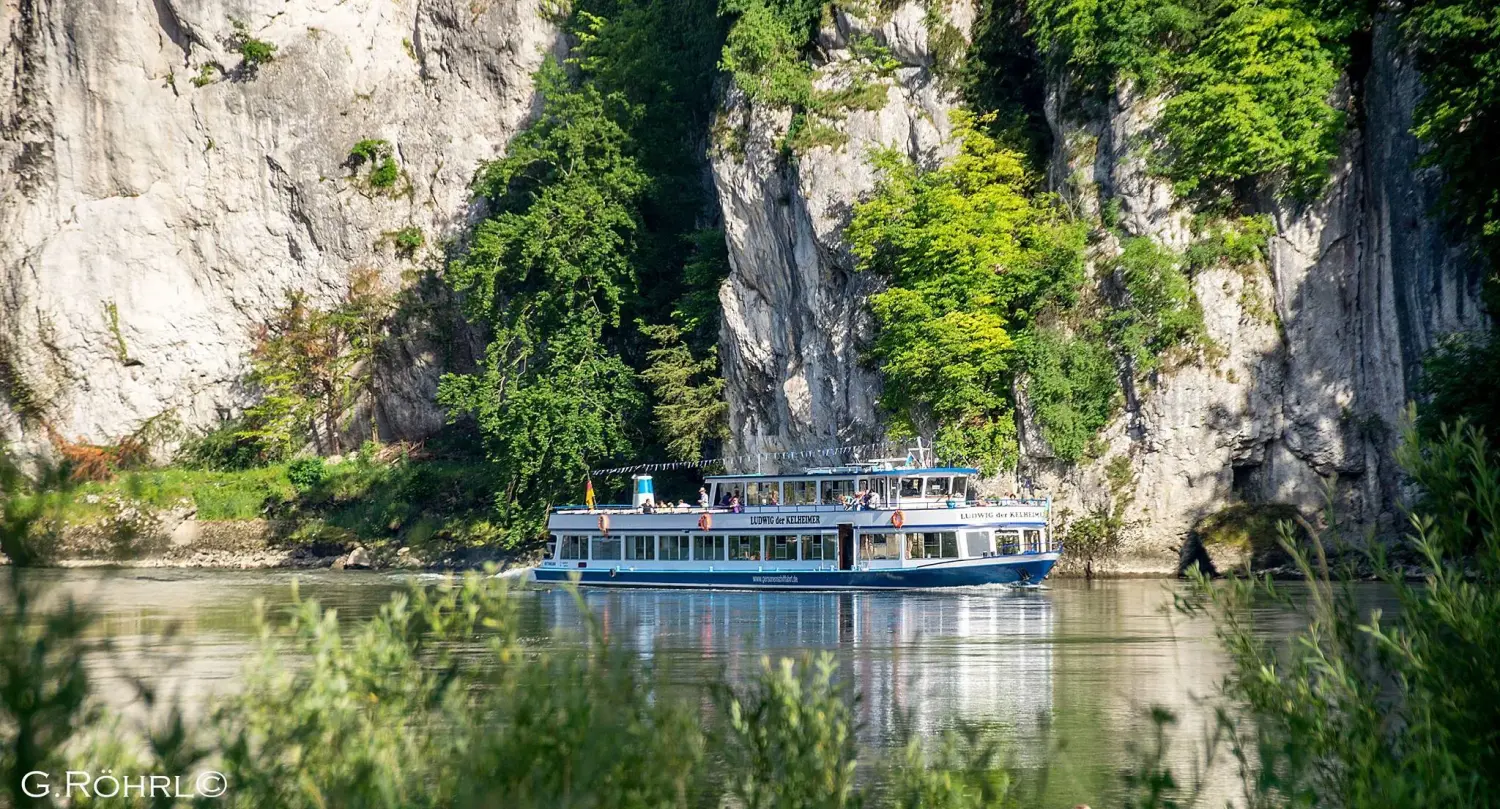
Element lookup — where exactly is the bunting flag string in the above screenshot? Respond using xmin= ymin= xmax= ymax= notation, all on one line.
xmin=586 ymin=439 xmax=922 ymax=477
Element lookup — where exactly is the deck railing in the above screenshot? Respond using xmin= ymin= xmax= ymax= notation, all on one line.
xmin=552 ymin=498 xmax=1050 ymax=515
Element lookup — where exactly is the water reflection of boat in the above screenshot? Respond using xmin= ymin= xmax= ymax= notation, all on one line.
xmin=543 ymin=588 xmax=1056 ymax=754
xmin=535 ymin=458 xmax=1059 ymax=590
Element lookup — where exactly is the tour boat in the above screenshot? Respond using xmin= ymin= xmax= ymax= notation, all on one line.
xmin=532 ymin=457 xmax=1059 ymax=590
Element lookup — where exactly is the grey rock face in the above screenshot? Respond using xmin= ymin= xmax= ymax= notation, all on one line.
xmin=0 ymin=0 xmax=560 ymax=454
xmin=711 ymin=0 xmax=973 ymax=467
xmin=1033 ymin=16 xmax=1486 ymax=571
xmin=714 ymin=10 xmax=1486 ymax=568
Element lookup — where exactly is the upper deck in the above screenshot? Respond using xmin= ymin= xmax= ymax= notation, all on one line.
xmin=549 ymin=465 xmax=1049 ymax=535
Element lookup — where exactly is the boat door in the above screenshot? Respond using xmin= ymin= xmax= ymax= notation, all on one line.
xmin=838 ymin=524 xmax=854 ymax=570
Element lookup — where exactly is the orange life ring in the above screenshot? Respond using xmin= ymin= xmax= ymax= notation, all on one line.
xmin=698 ymin=512 xmax=712 ymax=531
xmin=598 ymin=514 xmax=610 ymax=536
xmin=891 ymin=510 xmax=905 ymax=529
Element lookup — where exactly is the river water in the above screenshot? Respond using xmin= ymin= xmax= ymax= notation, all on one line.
xmin=12 ymin=569 xmax=1384 ymax=805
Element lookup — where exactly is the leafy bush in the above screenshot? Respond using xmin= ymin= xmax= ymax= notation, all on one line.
xmin=286 ymin=456 xmax=326 ymax=493
xmin=1182 ymin=213 xmax=1275 ymax=272
xmin=849 ymin=115 xmax=1214 ymax=468
xmin=1108 ymin=236 xmax=1205 ymax=376
xmin=177 ymin=418 xmax=274 ymax=471
xmin=1157 ymin=2 xmax=1346 ymax=199
xmin=1026 ymin=0 xmax=1366 ymax=199
xmin=348 ymin=138 xmax=391 ymax=166
xmin=1416 ymin=332 xmax=1500 ymax=453
xmin=718 ymin=0 xmax=896 ymax=152
xmin=719 ymin=0 xmax=819 ymax=107
xmin=367 ymin=157 xmax=400 ymax=189
xmin=190 ymin=63 xmax=219 ymax=87
xmin=227 ymin=19 xmax=277 ymax=73
xmin=1404 ymin=0 xmax=1500 ymax=277
xmin=716 ymin=654 xmax=859 ymax=809
xmin=1180 ymin=418 xmax=1500 ymax=807
xmin=347 ymin=138 xmax=401 ymax=191
xmin=1018 ymin=324 xmax=1120 ymax=462
xmin=390 ymin=225 xmax=425 ymax=257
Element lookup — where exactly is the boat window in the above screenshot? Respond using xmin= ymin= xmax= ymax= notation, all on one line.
xmin=768 ymin=535 xmax=796 ymax=561
xmin=899 ymin=477 xmax=924 ymax=498
xmin=693 ymin=535 xmax=726 ymax=561
xmin=1023 ymin=529 xmax=1043 ymax=552
xmin=908 ymin=531 xmax=958 ymax=559
xmin=962 ymin=530 xmax=991 ymax=557
xmin=820 ymin=478 xmax=855 ymax=505
xmin=728 ymin=535 xmax=761 ymax=560
xmin=591 ymin=536 xmax=622 ymax=561
xmin=995 ymin=530 xmax=1020 ymax=555
xmin=862 ymin=532 xmax=902 ymax=560
xmin=659 ymin=535 xmax=690 ymax=561
xmin=786 ymin=480 xmax=818 ymax=505
xmin=924 ymin=477 xmax=952 ymax=497
xmin=745 ymin=481 xmax=780 ymax=506
xmin=626 ymin=536 xmax=655 ymax=560
xmin=801 ymin=534 xmax=836 ymax=561
xmin=952 ymin=477 xmax=969 ymax=500
xmin=558 ymin=535 xmax=587 ymax=560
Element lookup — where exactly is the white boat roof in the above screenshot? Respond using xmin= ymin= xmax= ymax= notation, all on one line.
xmin=703 ymin=466 xmax=979 ymax=481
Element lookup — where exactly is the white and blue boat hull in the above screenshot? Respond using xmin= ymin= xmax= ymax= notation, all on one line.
xmin=532 ymin=553 xmax=1059 ymax=590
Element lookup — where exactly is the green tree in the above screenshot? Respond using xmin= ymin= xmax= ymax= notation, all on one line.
xmin=847 ymin=112 xmax=1088 ymax=472
xmin=240 ymin=270 xmax=391 ymax=459
xmin=1157 ymin=1 xmax=1347 ymax=199
xmin=1405 ymin=0 xmax=1500 ymax=277
xmin=439 ymin=62 xmax=649 ymax=544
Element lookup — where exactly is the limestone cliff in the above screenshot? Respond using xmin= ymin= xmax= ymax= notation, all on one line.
xmin=711 ymin=0 xmax=973 ymax=460
xmin=0 ymin=0 xmax=560 ymax=454
xmin=711 ymin=8 xmax=1488 ymax=570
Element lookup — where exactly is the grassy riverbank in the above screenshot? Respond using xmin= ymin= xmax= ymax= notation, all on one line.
xmin=11 ymin=449 xmax=520 ymax=566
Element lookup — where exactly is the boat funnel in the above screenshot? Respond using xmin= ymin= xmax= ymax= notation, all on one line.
xmin=632 ymin=474 xmax=655 ymax=507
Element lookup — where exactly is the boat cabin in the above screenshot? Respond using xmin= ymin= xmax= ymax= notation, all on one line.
xmin=705 ymin=466 xmax=977 ymax=510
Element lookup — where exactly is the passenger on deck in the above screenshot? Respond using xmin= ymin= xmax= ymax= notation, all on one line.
xmin=860 ymin=489 xmax=874 ymax=510
xmin=641 ymin=498 xmax=656 ymax=514
xmin=730 ymin=493 xmax=743 ymax=513
xmin=768 ymin=489 xmax=780 ymax=506
xmin=699 ymin=487 xmax=710 ymax=509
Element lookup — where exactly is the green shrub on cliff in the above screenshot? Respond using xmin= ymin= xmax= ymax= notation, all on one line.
xmin=1404 ymin=0 xmax=1500 ymax=276
xmin=227 ymin=19 xmax=277 ymax=75
xmin=847 ymin=112 xmax=1089 ymax=472
xmin=1022 ymin=0 xmax=1364 ymax=199
xmin=1108 ymin=236 xmax=1205 ymax=375
xmin=848 ymin=113 xmax=1215 ymax=468
xmin=1156 ymin=1 xmax=1346 ymax=199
